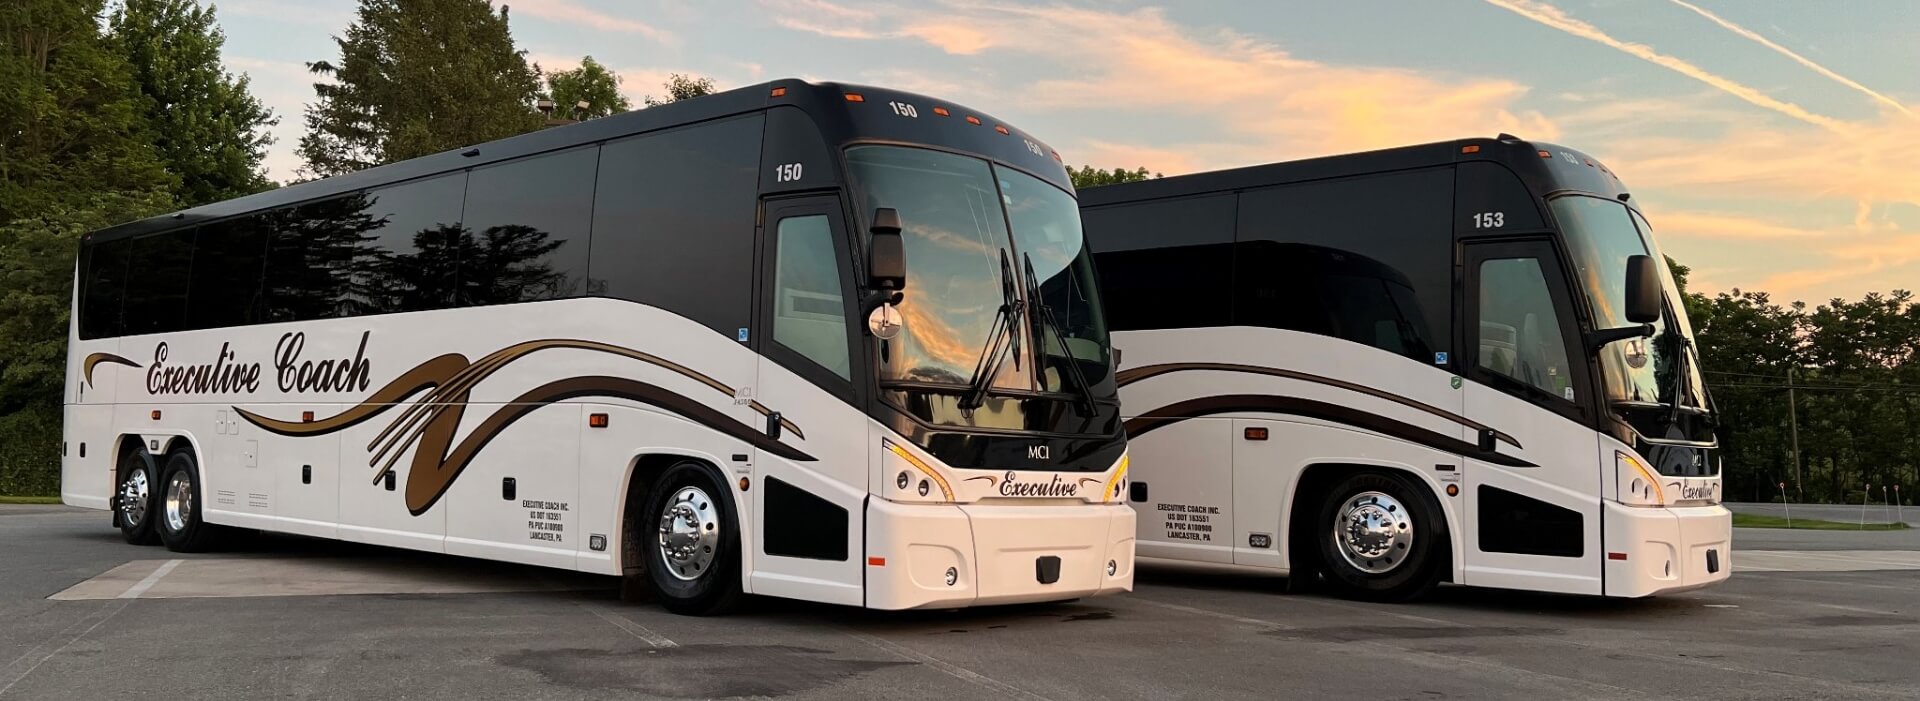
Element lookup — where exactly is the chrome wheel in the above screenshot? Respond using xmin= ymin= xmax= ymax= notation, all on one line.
xmin=118 ymin=468 xmax=150 ymax=527
xmin=656 ymin=486 xmax=720 ymax=581
xmin=1331 ymin=490 xmax=1413 ymax=574
xmin=164 ymin=469 xmax=194 ymax=534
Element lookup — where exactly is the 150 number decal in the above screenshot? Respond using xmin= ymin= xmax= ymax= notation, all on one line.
xmin=1473 ymin=212 xmax=1505 ymax=229
xmin=774 ymin=163 xmax=803 ymax=183
xmin=889 ymin=101 xmax=918 ymax=118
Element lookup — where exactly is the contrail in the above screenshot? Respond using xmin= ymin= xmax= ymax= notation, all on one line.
xmin=1482 ymin=0 xmax=1849 ymax=132
xmin=1667 ymin=0 xmax=1909 ymax=116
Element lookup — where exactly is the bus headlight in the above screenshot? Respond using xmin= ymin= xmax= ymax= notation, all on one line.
xmin=1615 ymin=451 xmax=1667 ymax=507
xmin=883 ymin=439 xmax=955 ymax=503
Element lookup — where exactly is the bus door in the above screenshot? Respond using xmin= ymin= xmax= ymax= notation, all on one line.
xmin=1459 ymin=239 xmax=1604 ymax=595
xmin=744 ymin=195 xmax=868 ymax=605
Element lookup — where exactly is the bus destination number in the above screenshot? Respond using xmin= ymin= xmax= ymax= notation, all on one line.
xmin=1472 ymin=212 xmax=1505 ymax=229
xmin=888 ymin=101 xmax=918 ymax=118
xmin=774 ymin=163 xmax=803 ymax=183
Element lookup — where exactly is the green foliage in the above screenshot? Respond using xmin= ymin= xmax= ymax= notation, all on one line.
xmin=0 ymin=405 xmax=60 ymax=497
xmin=1730 ymin=513 xmax=1906 ymax=530
xmin=543 ymin=55 xmax=628 ymax=119
xmin=107 ymin=0 xmax=277 ymax=206
xmin=299 ymin=0 xmax=542 ymax=177
xmin=1067 ymin=165 xmax=1159 ymax=190
xmin=642 ymin=73 xmax=714 ymax=107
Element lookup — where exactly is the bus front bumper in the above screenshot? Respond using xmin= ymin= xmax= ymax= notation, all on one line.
xmin=863 ymin=500 xmax=1135 ymax=610
xmin=1603 ymin=502 xmax=1733 ymax=597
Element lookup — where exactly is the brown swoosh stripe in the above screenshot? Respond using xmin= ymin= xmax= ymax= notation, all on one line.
xmin=1116 ymin=361 xmax=1520 ymax=450
xmin=83 ymin=352 xmax=140 ymax=387
xmin=1123 ymin=394 xmax=1537 ymax=469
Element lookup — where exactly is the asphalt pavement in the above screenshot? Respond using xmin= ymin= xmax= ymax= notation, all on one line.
xmin=4 ymin=504 xmax=1918 ymax=700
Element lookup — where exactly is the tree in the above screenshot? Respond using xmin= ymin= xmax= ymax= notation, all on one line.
xmin=0 ymin=0 xmax=175 ymax=416
xmin=642 ymin=73 xmax=714 ymax=107
xmin=1067 ymin=165 xmax=1159 ymax=190
xmin=108 ymin=0 xmax=277 ymax=205
xmin=543 ymin=55 xmax=627 ymax=119
xmin=299 ymin=0 xmax=542 ymax=177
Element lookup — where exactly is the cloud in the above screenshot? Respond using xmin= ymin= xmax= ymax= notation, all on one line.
xmin=1665 ymin=0 xmax=1910 ymax=116
xmin=509 ymin=0 xmax=672 ymax=43
xmin=1650 ymin=211 xmax=1834 ymax=240
xmin=224 ymin=56 xmax=318 ymax=182
xmin=1482 ymin=0 xmax=1849 ymax=132
xmin=764 ymin=1 xmax=1556 ymax=173
xmin=216 ymin=0 xmax=353 ymax=28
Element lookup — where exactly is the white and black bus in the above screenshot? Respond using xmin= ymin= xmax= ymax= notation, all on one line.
xmin=64 ymin=80 xmax=1133 ymax=614
xmin=1081 ymin=135 xmax=1725 ymax=600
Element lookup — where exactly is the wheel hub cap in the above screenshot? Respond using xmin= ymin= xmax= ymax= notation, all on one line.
xmin=1333 ymin=490 xmax=1413 ymax=574
xmin=656 ymin=486 xmax=719 ymax=581
xmin=118 ymin=469 xmax=149 ymax=526
xmin=164 ymin=470 xmax=193 ymax=533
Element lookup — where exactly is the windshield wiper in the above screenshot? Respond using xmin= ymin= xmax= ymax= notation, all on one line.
xmin=1024 ymin=253 xmax=1097 ymax=417
xmin=958 ymin=250 xmax=1024 ymax=413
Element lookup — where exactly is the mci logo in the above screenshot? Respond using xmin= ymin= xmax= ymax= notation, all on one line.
xmin=1026 ymin=445 xmax=1051 ymax=460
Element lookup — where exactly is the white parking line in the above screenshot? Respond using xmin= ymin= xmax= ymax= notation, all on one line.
xmin=117 ymin=559 xmax=182 ymax=599
xmin=580 ymin=604 xmax=678 ymax=648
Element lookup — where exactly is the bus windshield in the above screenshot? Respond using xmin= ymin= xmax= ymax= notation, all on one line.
xmin=847 ymin=144 xmax=1110 ymax=399
xmin=1551 ymin=195 xmax=1708 ymax=412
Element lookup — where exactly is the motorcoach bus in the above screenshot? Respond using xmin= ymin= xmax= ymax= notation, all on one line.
xmin=63 ymin=80 xmax=1133 ymax=615
xmin=1081 ymin=135 xmax=1726 ymax=600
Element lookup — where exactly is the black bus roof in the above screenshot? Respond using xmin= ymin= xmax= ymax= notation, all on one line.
xmin=1078 ymin=135 xmax=1631 ymax=208
xmin=87 ymin=79 xmax=1069 ymax=245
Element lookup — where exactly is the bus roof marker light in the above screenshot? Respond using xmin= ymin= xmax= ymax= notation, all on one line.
xmin=1461 ymin=145 xmax=1481 ymax=154
xmin=770 ymin=87 xmax=786 ymax=97
xmin=994 ymin=125 xmax=1010 ymax=135
xmin=965 ymin=116 xmax=981 ymax=125
xmin=932 ymin=106 xmax=950 ymax=116
xmin=1538 ymin=150 xmax=1552 ymax=158
xmin=844 ymin=93 xmax=865 ymax=102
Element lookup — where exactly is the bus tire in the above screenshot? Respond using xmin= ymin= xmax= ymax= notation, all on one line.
xmin=1315 ymin=472 xmax=1443 ymax=602
xmin=155 ymin=450 xmax=224 ymax=553
xmin=115 ymin=448 xmax=161 ymax=545
xmin=641 ymin=461 xmax=743 ymax=616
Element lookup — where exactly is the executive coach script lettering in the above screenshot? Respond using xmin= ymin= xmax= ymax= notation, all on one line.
xmin=145 ymin=331 xmax=372 ymax=396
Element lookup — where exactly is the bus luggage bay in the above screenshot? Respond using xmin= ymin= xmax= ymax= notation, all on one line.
xmin=1083 ymin=135 xmax=1726 ymax=600
xmin=64 ymin=80 xmax=1133 ymax=614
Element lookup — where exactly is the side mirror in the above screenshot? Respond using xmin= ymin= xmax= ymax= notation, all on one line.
xmin=1624 ymin=254 xmax=1661 ymax=324
xmin=868 ymin=208 xmax=906 ymax=292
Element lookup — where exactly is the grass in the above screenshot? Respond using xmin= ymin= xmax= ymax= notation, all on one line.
xmin=1733 ymin=512 xmax=1910 ymax=531
xmin=0 ymin=495 xmax=63 ymax=505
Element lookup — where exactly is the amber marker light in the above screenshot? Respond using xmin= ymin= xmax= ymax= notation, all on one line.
xmin=1461 ymin=145 xmax=1481 ymax=154
xmin=844 ymin=93 xmax=865 ymax=102
xmin=867 ymin=556 xmax=887 ymax=567
xmin=588 ymin=413 xmax=609 ymax=428
xmin=965 ymin=115 xmax=982 ymax=125
xmin=932 ymin=106 xmax=950 ymax=116
xmin=150 ymin=410 xmax=162 ymax=420
xmin=994 ymin=125 xmax=1010 ymax=135
xmin=1244 ymin=427 xmax=1269 ymax=441
xmin=301 ymin=411 xmax=315 ymax=423
xmin=1538 ymin=150 xmax=1553 ymax=158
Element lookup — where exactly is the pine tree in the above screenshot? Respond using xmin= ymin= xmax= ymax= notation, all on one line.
xmin=108 ymin=0 xmax=278 ymax=205
xmin=543 ymin=55 xmax=628 ymax=119
xmin=299 ymin=0 xmax=542 ymax=178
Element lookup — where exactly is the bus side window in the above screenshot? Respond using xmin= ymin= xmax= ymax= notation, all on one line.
xmin=771 ymin=214 xmax=851 ymax=380
xmin=1476 ymin=257 xmax=1575 ymax=402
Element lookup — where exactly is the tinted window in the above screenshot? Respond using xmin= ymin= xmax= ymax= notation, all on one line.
xmin=1083 ymin=194 xmax=1234 ymax=331
xmin=362 ymin=174 xmax=467 ymax=314
xmin=591 ymin=114 xmax=764 ymax=336
xmin=187 ymin=215 xmax=271 ymax=330
xmin=79 ymin=238 xmax=134 ymax=339
xmin=771 ymin=214 xmax=850 ymax=379
xmin=263 ymin=195 xmax=383 ymax=323
xmin=1234 ymin=169 xmax=1451 ymax=362
xmin=121 ymin=230 xmax=195 ymax=335
xmin=458 ymin=147 xmax=597 ymax=306
xmin=1478 ymin=257 xmax=1576 ymax=402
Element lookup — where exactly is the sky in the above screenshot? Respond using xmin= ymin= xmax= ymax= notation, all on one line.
xmin=212 ymin=0 xmax=1920 ymax=306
